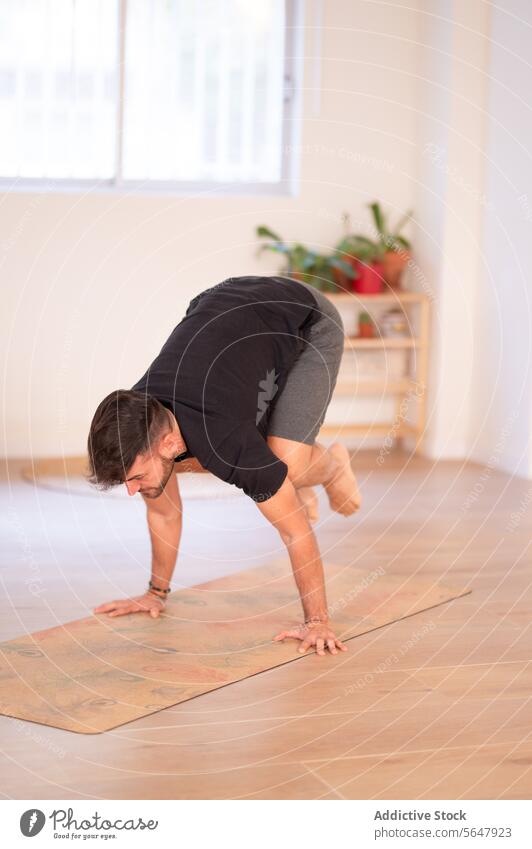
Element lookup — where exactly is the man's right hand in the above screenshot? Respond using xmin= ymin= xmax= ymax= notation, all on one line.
xmin=93 ymin=592 xmax=165 ymax=619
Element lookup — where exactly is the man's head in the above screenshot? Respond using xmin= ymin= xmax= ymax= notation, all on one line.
xmin=86 ymin=390 xmax=184 ymax=498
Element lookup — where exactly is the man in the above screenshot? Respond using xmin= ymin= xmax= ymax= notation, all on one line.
xmin=87 ymin=275 xmax=361 ymax=657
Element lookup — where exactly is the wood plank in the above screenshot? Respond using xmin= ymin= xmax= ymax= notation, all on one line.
xmin=308 ymin=741 xmax=532 ymax=800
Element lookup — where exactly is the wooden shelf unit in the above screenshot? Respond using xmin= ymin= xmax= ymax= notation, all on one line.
xmin=344 ymin=336 xmax=421 ymax=349
xmin=334 ymin=377 xmax=417 ymax=396
xmin=319 ymin=290 xmax=431 ymax=452
xmin=325 ymin=291 xmax=425 ymax=305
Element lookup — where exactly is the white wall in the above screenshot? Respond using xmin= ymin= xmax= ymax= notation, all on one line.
xmin=1 ymin=0 xmax=421 ymax=458
xmin=411 ymin=0 xmax=532 ymax=480
xmin=6 ymin=0 xmax=532 ymax=480
xmin=468 ymin=0 xmax=532 ymax=478
xmin=413 ymin=0 xmax=491 ymax=459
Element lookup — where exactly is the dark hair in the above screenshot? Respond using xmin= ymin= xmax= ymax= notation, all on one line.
xmin=86 ymin=390 xmax=172 ymax=490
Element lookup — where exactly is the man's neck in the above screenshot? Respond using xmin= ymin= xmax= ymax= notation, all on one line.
xmin=168 ymin=410 xmax=187 ymax=456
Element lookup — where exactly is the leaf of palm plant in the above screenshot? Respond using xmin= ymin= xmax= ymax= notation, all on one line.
xmin=391 ymin=235 xmax=411 ymax=250
xmin=369 ymin=202 xmax=386 ymax=239
xmin=393 ymin=209 xmax=413 ymax=237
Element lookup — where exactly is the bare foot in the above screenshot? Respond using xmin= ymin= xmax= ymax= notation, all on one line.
xmin=297 ymin=486 xmax=320 ymax=524
xmin=323 ymin=443 xmax=361 ymax=516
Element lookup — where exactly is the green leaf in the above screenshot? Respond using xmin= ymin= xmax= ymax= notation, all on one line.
xmin=369 ymin=202 xmax=386 ymax=238
xmin=393 ymin=209 xmax=412 ymax=236
xmin=330 ymin=256 xmax=356 ymax=277
xmin=258 ymin=243 xmax=290 ymax=256
xmin=337 ymin=234 xmax=380 ymax=262
xmin=392 ymin=235 xmax=411 ymax=250
xmin=290 ymin=245 xmax=312 ymax=270
xmin=256 ymin=225 xmax=283 ymax=241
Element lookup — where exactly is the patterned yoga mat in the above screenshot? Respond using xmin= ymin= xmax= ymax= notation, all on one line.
xmin=0 ymin=560 xmax=471 ymax=734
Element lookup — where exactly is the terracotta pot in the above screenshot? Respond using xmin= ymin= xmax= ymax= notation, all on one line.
xmin=359 ymin=322 xmax=375 ymax=338
xmin=381 ymin=249 xmax=411 ymax=289
xmin=353 ymin=260 xmax=384 ymax=294
xmin=287 ymin=270 xmax=304 ymax=282
xmin=332 ymin=264 xmax=355 ymax=293
xmin=288 ymin=270 xmax=325 ymax=290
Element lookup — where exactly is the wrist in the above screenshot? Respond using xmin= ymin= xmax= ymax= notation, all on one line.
xmin=148 ymin=579 xmax=171 ymax=595
xmin=304 ymin=615 xmax=329 ymax=627
xmin=146 ymin=591 xmax=166 ymax=607
xmin=147 ymin=584 xmax=169 ymax=603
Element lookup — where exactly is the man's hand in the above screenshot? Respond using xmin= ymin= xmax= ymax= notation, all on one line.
xmin=93 ymin=592 xmax=165 ymax=619
xmin=274 ymin=620 xmax=348 ymax=656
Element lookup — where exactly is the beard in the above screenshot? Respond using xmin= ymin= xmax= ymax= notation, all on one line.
xmin=139 ymin=454 xmax=175 ymax=499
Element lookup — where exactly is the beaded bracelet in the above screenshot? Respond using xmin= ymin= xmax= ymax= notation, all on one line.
xmin=148 ymin=580 xmax=171 ymax=595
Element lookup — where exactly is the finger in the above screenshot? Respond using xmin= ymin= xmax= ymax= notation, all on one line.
xmin=150 ymin=608 xmax=160 ymax=618
xmin=327 ymin=639 xmax=338 ymax=655
xmin=109 ymin=606 xmax=136 ymax=617
xmin=273 ymin=632 xmax=288 ymax=641
xmin=94 ymin=602 xmax=119 ymax=613
xmin=336 ymin=639 xmax=348 ymax=651
xmin=316 ymin=638 xmax=325 ymax=656
xmin=275 ymin=630 xmax=300 ymax=641
xmin=298 ymin=639 xmax=312 ymax=654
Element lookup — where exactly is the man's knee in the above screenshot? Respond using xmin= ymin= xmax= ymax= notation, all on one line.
xmin=267 ymin=434 xmax=313 ymax=483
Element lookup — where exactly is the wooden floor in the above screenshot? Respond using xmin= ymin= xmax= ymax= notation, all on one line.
xmin=1 ymin=449 xmax=531 ymax=800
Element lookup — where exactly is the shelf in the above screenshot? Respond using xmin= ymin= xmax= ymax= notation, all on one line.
xmin=319 ymin=422 xmax=419 ymax=438
xmin=344 ymin=336 xmax=419 ymax=349
xmin=321 ymin=286 xmax=430 ymax=454
xmin=326 ymin=291 xmax=427 ymax=304
xmin=334 ymin=378 xmax=415 ymax=396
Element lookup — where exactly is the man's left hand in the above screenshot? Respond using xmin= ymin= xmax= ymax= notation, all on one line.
xmin=273 ymin=621 xmax=348 ymax=656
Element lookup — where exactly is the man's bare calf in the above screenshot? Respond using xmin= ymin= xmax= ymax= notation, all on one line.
xmin=297 ymin=485 xmax=320 ymax=523
xmin=266 ymin=436 xmax=361 ymax=520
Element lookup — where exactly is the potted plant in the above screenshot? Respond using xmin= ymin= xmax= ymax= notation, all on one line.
xmin=256 ymin=226 xmax=355 ymax=293
xmin=367 ymin=202 xmax=412 ymax=289
xmin=335 ymin=225 xmax=386 ymax=295
xmin=357 ymin=311 xmax=376 ymax=338
xmin=334 ymin=203 xmax=412 ymax=293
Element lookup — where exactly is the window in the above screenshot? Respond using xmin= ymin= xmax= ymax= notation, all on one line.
xmin=0 ymin=0 xmax=300 ymax=192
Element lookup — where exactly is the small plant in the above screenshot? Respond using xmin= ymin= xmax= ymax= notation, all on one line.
xmin=368 ymin=201 xmax=412 ymax=253
xmin=256 ymin=225 xmax=355 ymax=292
xmin=336 ymin=232 xmax=385 ymax=264
xmin=335 ymin=203 xmax=412 ymax=263
xmin=358 ymin=311 xmax=376 ymax=338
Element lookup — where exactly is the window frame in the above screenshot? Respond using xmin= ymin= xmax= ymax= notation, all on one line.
xmin=0 ymin=0 xmax=303 ymax=197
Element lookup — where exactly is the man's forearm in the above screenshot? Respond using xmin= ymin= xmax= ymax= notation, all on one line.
xmin=146 ymin=510 xmax=182 ymax=590
xmin=255 ymin=476 xmax=329 ymax=621
xmin=285 ymin=531 xmax=329 ymax=622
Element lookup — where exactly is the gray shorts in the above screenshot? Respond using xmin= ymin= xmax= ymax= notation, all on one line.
xmin=267 ymin=279 xmax=345 ymax=445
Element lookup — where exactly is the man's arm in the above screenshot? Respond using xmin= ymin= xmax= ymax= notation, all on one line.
xmin=93 ymin=473 xmax=182 ymax=619
xmin=144 ymin=471 xmax=183 ymax=592
xmin=255 ymin=475 xmax=347 ymax=656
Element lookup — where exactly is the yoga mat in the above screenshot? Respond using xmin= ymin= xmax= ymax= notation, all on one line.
xmin=0 ymin=561 xmax=471 ymax=734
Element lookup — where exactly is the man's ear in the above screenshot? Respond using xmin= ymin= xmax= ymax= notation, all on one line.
xmin=159 ymin=427 xmax=184 ymax=457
